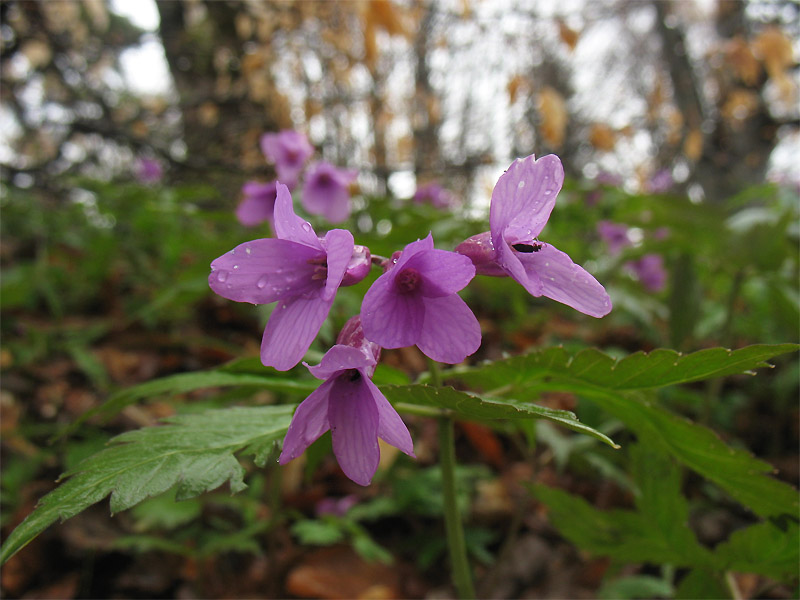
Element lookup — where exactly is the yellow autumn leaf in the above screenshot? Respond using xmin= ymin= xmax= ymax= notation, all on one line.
xmin=725 ymin=36 xmax=761 ymax=86
xmin=557 ymin=20 xmax=580 ymax=51
xmin=589 ymin=123 xmax=616 ymax=151
xmin=683 ymin=128 xmax=703 ymax=161
xmin=538 ymin=86 xmax=568 ymax=148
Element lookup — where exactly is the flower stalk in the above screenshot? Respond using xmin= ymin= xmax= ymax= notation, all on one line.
xmin=439 ymin=415 xmax=475 ymax=599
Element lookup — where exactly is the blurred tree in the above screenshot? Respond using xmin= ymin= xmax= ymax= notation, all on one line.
xmin=1 ymin=0 xmax=796 ymax=201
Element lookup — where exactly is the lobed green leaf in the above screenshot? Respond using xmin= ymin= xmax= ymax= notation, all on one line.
xmin=380 ymin=384 xmax=619 ymax=448
xmin=0 ymin=405 xmax=295 ymax=566
xmin=449 ymin=343 xmax=799 ymax=392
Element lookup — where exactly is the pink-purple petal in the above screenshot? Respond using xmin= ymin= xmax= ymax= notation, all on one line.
xmin=495 ymin=236 xmax=544 ymax=297
xmin=402 ymin=249 xmax=476 ymax=298
xmin=490 ymin=154 xmax=564 ymax=241
xmin=307 ymin=345 xmax=376 ymax=381
xmin=365 ymin=378 xmax=415 ymax=457
xmin=279 ymin=379 xmax=333 ymax=464
xmin=390 ymin=233 xmax=435 ymax=274
xmin=361 ymin=274 xmax=425 ymax=348
xmin=416 ymin=294 xmax=481 ymax=364
xmin=273 ymin=183 xmax=322 ymax=249
xmin=322 ymin=229 xmax=355 ymax=301
xmin=328 ymin=377 xmax=381 ymax=486
xmin=209 ymin=239 xmax=320 ymax=304
xmin=261 ymin=293 xmax=333 ymax=370
xmin=518 ymin=244 xmax=612 ymax=317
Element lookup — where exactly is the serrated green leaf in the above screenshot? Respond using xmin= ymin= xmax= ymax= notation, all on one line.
xmin=598 ymin=575 xmax=674 ymax=600
xmin=532 ymin=483 xmax=716 ymax=568
xmin=583 ymin=390 xmax=799 ymax=519
xmin=0 ymin=405 xmax=294 ymax=565
xmin=381 ymin=384 xmax=619 ymax=448
xmin=449 ymin=344 xmax=799 ymax=392
xmin=291 ymin=519 xmax=346 ymax=546
xmin=60 ymin=370 xmax=315 ymax=437
xmin=674 ymin=569 xmax=729 ymax=599
xmin=715 ymin=520 xmax=800 ymax=582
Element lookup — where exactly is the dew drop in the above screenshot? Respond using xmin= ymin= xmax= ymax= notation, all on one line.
xmin=233 ymin=264 xmax=240 ymax=269
xmin=302 ymin=223 xmax=312 ymax=232
xmin=518 ymin=180 xmax=526 ymax=188
xmin=245 ymin=247 xmax=252 ymax=255
xmin=257 ymin=275 xmax=269 ymax=289
xmin=216 ymin=270 xmax=229 ymax=283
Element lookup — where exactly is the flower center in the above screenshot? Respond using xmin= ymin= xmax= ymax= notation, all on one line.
xmin=395 ymin=267 xmax=420 ymax=293
xmin=308 ymin=256 xmax=328 ymax=280
xmin=512 ymin=242 xmax=543 ymax=253
xmin=344 ymin=369 xmax=361 ymax=382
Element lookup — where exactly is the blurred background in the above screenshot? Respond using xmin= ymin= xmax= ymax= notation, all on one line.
xmin=1 ymin=1 xmax=798 ymax=598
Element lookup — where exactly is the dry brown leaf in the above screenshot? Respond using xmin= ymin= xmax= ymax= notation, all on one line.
xmin=364 ymin=0 xmax=409 ymax=38
xmin=507 ymin=74 xmax=528 ymax=104
xmin=538 ymin=86 xmax=568 ymax=148
xmin=20 ymin=39 xmax=52 ymax=69
xmin=753 ymin=26 xmax=794 ymax=81
xmin=82 ymin=0 xmax=108 ymax=31
xmin=589 ymin=123 xmax=616 ymax=151
xmin=721 ymin=88 xmax=759 ymax=127
xmin=557 ymin=20 xmax=580 ymax=51
xmin=198 ymin=102 xmax=219 ymax=126
xmin=683 ymin=128 xmax=703 ymax=161
xmin=286 ymin=546 xmax=401 ymax=599
xmin=725 ymin=36 xmax=761 ymax=86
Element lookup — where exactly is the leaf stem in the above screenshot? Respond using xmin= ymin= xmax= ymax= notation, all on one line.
xmin=438 ymin=415 xmax=476 ymax=599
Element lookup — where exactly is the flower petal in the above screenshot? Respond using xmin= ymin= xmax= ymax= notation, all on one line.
xmin=489 ymin=154 xmax=564 ymax=241
xmin=417 ymin=294 xmax=481 ymax=364
xmin=235 ymin=190 xmax=274 ymax=227
xmin=209 ymin=239 xmax=320 ymax=304
xmin=390 ymin=233 xmax=435 ymax=274
xmin=518 ymin=243 xmax=612 ymax=317
xmin=302 ymin=163 xmax=357 ymax=223
xmin=307 ymin=344 xmax=376 ymax=381
xmin=494 ymin=235 xmax=544 ymax=297
xmin=328 ymin=376 xmax=380 ymax=486
xmin=403 ymin=249 xmax=476 ymax=298
xmin=361 ymin=273 xmax=425 ymax=348
xmin=322 ymin=229 xmax=355 ymax=301
xmin=273 ymin=183 xmax=322 ymax=249
xmin=261 ymin=293 xmax=333 ymax=370
xmin=365 ymin=378 xmax=415 ymax=457
xmin=279 ymin=379 xmax=333 ymax=464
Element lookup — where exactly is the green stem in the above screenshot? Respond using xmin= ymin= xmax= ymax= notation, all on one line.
xmin=438 ymin=416 xmax=475 ymax=599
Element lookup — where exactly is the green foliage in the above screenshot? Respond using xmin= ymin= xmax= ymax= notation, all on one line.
xmin=0 ymin=405 xmax=294 ymax=565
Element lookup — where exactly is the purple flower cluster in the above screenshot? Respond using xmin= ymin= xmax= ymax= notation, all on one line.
xmin=413 ymin=182 xmax=456 ymax=209
xmin=235 ymin=131 xmax=359 ymax=228
xmin=210 ymin=152 xmax=612 ymax=485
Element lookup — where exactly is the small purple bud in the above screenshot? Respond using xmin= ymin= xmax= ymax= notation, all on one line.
xmin=455 ymin=232 xmax=508 ymax=277
xmin=336 ymin=315 xmax=381 ymax=373
xmin=340 ymin=245 xmax=371 ymax=286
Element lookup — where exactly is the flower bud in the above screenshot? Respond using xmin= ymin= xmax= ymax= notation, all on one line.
xmin=454 ymin=231 xmax=507 ymax=277
xmin=336 ymin=315 xmax=380 ymax=374
xmin=340 ymin=245 xmax=371 ymax=286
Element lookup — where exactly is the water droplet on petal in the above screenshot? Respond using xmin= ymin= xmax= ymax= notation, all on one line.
xmin=245 ymin=247 xmax=252 ymax=255
xmin=518 ymin=180 xmax=526 ymax=188
xmin=233 ymin=264 xmax=240 ymax=269
xmin=216 ymin=270 xmax=229 ymax=283
xmin=257 ymin=275 xmax=269 ymax=289
xmin=302 ymin=223 xmax=312 ymax=232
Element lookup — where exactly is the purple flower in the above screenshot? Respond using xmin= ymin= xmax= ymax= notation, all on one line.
xmin=597 ymin=220 xmax=632 ymax=256
xmin=316 ymin=495 xmax=359 ymax=517
xmin=361 ymin=233 xmax=481 ymax=364
xmin=456 ymin=154 xmax=611 ymax=318
xmin=302 ymin=162 xmax=359 ymax=223
xmin=626 ymin=254 xmax=667 ymax=292
xmin=136 ymin=157 xmax=163 ymax=184
xmin=279 ymin=342 xmax=415 ymax=487
xmin=209 ymin=183 xmax=357 ymax=371
xmin=260 ymin=130 xmax=314 ymax=190
xmin=236 ymin=181 xmax=278 ymax=227
xmin=647 ymin=169 xmax=673 ymax=193
xmin=413 ymin=182 xmax=456 ymax=209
